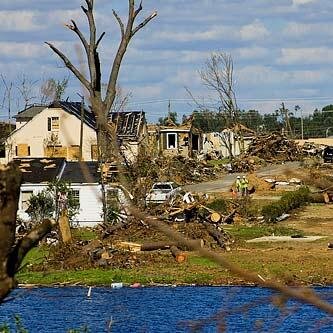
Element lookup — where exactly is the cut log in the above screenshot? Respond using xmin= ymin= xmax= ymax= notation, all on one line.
xmin=210 ymin=212 xmax=221 ymax=223
xmin=170 ymin=246 xmax=187 ymax=263
xmin=324 ymin=192 xmax=330 ymax=204
xmin=140 ymin=239 xmax=204 ymax=251
xmin=114 ymin=241 xmax=141 ymax=252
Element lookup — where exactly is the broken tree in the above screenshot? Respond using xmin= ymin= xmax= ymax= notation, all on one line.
xmin=0 ymin=164 xmax=56 ymax=302
xmin=46 ymin=0 xmax=157 ymax=220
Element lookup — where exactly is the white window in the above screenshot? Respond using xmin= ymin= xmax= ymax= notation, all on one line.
xmin=167 ymin=133 xmax=177 ymax=149
xmin=48 ymin=117 xmax=60 ymax=131
xmin=21 ymin=191 xmax=33 ymax=211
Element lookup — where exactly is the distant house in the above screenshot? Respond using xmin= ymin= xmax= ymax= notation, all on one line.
xmin=1 ymin=103 xmax=148 ymax=165
xmin=108 ymin=111 xmax=147 ymax=163
xmin=1 ymin=101 xmax=97 ymax=164
xmin=202 ymin=124 xmax=256 ymax=158
xmin=14 ymin=157 xmax=129 ymax=227
xmin=147 ymin=119 xmax=202 ymax=158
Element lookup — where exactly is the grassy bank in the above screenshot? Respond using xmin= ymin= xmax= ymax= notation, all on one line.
xmin=17 ymin=222 xmax=333 ymax=287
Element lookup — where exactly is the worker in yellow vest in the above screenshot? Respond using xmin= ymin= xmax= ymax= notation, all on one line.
xmin=240 ymin=175 xmax=249 ymax=196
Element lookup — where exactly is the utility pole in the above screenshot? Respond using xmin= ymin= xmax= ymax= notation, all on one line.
xmin=295 ymin=105 xmax=304 ymax=140
xmin=281 ymin=102 xmax=293 ymax=138
xmin=77 ymin=93 xmax=84 ymax=162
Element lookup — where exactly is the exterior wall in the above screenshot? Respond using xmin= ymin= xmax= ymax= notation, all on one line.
xmin=161 ymin=131 xmax=190 ymax=158
xmin=16 ymin=120 xmax=28 ymax=130
xmin=17 ymin=184 xmax=48 ymax=221
xmin=71 ymin=184 xmax=103 ymax=227
xmin=17 ymin=183 xmax=130 ymax=228
xmin=203 ymin=132 xmax=252 ymax=157
xmin=1 ymin=107 xmax=97 ymax=164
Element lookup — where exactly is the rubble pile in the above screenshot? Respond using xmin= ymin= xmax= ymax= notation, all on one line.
xmin=131 ymin=155 xmax=219 ymax=185
xmin=43 ymin=199 xmax=236 ymax=270
xmin=245 ymin=133 xmax=303 ymax=162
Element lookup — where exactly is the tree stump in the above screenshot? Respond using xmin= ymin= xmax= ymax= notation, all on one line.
xmin=170 ymin=246 xmax=187 ymax=263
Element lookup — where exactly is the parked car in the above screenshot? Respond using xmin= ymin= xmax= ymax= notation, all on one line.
xmin=323 ymin=146 xmax=333 ymax=163
xmin=145 ymin=182 xmax=181 ymax=205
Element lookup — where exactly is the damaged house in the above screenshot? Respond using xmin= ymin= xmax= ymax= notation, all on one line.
xmin=147 ymin=120 xmax=202 ymax=158
xmin=108 ymin=111 xmax=147 ymax=163
xmin=1 ymin=102 xmax=97 ymax=164
xmin=202 ymin=124 xmax=255 ymax=158
xmin=1 ymin=102 xmax=148 ymax=165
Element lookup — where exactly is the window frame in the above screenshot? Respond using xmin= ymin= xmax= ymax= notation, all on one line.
xmin=21 ymin=190 xmax=33 ymax=211
xmin=166 ymin=133 xmax=177 ymax=149
xmin=69 ymin=189 xmax=80 ymax=208
xmin=47 ymin=117 xmax=60 ymax=131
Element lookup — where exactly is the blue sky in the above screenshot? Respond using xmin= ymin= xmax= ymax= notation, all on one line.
xmin=0 ymin=0 xmax=333 ymax=122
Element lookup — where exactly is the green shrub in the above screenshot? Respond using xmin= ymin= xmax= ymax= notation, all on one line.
xmin=261 ymin=187 xmax=310 ymax=222
xmin=206 ymin=198 xmax=228 ymax=214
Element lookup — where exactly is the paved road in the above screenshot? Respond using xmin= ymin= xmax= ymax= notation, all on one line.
xmin=183 ymin=161 xmax=301 ymax=194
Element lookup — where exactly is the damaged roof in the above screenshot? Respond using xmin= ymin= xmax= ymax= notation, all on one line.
xmin=61 ymin=161 xmax=100 ymax=183
xmin=109 ymin=111 xmax=145 ymax=139
xmin=48 ymin=101 xmax=96 ymax=129
xmin=13 ymin=157 xmax=66 ymax=183
xmin=14 ymin=158 xmax=100 ymax=184
xmin=14 ymin=104 xmax=46 ymax=120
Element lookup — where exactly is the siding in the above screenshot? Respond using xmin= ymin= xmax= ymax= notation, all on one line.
xmin=71 ymin=184 xmax=103 ymax=227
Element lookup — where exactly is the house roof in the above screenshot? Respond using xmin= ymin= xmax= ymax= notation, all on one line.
xmin=14 ymin=104 xmax=46 ymax=120
xmin=13 ymin=157 xmax=66 ymax=183
xmin=109 ymin=111 xmax=145 ymax=139
xmin=48 ymin=101 xmax=96 ymax=129
xmin=13 ymin=158 xmax=100 ymax=184
xmin=61 ymin=161 xmax=100 ymax=183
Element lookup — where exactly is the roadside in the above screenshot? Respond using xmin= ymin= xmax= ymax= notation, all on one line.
xmin=183 ymin=162 xmax=301 ymax=193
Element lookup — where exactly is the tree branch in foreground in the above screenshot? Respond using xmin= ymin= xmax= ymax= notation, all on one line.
xmin=0 ymin=164 xmax=56 ymax=303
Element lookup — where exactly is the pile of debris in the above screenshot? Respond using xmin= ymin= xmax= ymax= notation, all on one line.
xmin=245 ymin=133 xmax=302 ymax=162
xmin=42 ymin=213 xmax=235 ymax=270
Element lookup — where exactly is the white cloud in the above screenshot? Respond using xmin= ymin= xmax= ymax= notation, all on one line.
xmin=235 ymin=47 xmax=269 ymax=60
xmin=0 ymin=10 xmax=42 ymax=31
xmin=152 ymin=25 xmax=237 ymax=43
xmin=0 ymin=42 xmax=46 ymax=58
xmin=278 ymin=47 xmax=333 ymax=65
xmin=240 ymin=19 xmax=270 ymax=41
xmin=292 ymin=0 xmax=317 ymax=6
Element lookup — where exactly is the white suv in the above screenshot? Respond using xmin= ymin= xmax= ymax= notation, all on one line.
xmin=145 ymin=182 xmax=181 ymax=205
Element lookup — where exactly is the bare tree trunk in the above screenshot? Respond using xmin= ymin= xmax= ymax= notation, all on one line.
xmin=46 ymin=1 xmax=157 ymax=220
xmin=0 ymin=164 xmax=57 ymax=302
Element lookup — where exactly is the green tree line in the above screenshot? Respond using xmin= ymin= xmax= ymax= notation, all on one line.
xmin=191 ymin=105 xmax=333 ymax=138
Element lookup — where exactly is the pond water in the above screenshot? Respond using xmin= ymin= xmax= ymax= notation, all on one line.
xmin=0 ymin=286 xmax=332 ymax=332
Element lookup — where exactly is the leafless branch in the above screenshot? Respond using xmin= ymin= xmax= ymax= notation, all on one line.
xmin=45 ymin=42 xmax=92 ymax=94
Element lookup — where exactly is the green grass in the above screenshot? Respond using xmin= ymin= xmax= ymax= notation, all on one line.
xmin=224 ymin=225 xmax=303 ymax=241
xmin=71 ymin=228 xmax=98 ymax=241
xmin=20 ymin=246 xmax=49 ymax=268
xmin=188 ymin=255 xmax=219 ymax=268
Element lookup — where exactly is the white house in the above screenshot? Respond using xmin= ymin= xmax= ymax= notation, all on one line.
xmin=15 ymin=158 xmax=129 ymax=227
xmin=1 ymin=101 xmax=98 ymax=164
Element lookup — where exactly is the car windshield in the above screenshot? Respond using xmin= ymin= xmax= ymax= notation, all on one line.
xmin=153 ymin=184 xmax=173 ymax=190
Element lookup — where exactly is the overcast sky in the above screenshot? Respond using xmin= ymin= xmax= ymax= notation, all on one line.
xmin=1 ymin=0 xmax=333 ymax=122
